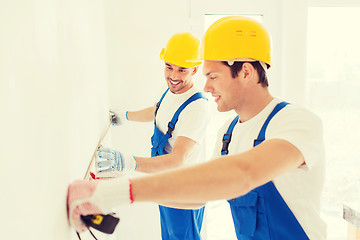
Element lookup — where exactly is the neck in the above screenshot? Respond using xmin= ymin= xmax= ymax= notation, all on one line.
xmin=235 ymin=88 xmax=273 ymax=122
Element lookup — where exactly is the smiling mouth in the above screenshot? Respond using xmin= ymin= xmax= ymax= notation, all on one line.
xmin=213 ymin=95 xmax=220 ymax=103
xmin=170 ymin=80 xmax=181 ymax=86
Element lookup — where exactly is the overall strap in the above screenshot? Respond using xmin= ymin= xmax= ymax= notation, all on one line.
xmin=221 ymin=115 xmax=239 ymax=156
xmin=155 ymin=88 xmax=170 ymax=117
xmin=253 ymin=101 xmax=289 ymax=147
xmin=166 ymin=92 xmax=207 ymax=137
xmin=221 ymin=101 xmax=289 ymax=156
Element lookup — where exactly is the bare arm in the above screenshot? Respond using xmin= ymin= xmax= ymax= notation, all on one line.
xmin=135 ymin=136 xmax=196 ymax=173
xmin=157 ymin=202 xmax=206 ymax=210
xmin=132 ymin=139 xmax=305 ymax=203
xmin=127 ymin=106 xmax=156 ymax=122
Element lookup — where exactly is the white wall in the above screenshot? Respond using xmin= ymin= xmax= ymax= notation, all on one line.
xmin=102 ymin=1 xmax=191 ymax=239
xmin=0 ymin=1 xmax=109 ymax=239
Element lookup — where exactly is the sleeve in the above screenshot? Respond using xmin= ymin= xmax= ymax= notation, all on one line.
xmin=266 ymin=105 xmax=325 ymax=170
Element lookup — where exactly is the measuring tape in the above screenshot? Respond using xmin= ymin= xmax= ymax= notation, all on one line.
xmin=77 ymin=115 xmax=120 ymax=239
xmin=84 ymin=121 xmax=110 ymax=180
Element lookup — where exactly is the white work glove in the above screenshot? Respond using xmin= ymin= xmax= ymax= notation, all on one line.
xmin=67 ymin=178 xmax=133 ymax=232
xmin=109 ymin=109 xmax=128 ymax=126
xmin=96 ymin=147 xmax=137 ymax=173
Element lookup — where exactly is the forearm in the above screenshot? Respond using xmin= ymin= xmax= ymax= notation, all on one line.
xmin=135 ymin=136 xmax=196 ymax=173
xmin=127 ymin=106 xmax=155 ymax=122
xmin=132 ymin=155 xmax=251 ymax=203
xmin=135 ymin=153 xmax=184 ymax=173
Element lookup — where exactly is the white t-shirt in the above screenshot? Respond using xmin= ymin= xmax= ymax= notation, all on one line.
xmin=211 ymin=98 xmax=326 ymax=240
xmin=156 ymin=86 xmax=210 ymax=166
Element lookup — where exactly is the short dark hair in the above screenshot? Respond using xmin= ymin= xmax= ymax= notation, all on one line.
xmin=221 ymin=61 xmax=269 ymax=87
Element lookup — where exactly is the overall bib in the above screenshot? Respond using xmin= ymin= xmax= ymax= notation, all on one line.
xmin=221 ymin=102 xmax=309 ymax=240
xmin=151 ymin=88 xmax=207 ymax=240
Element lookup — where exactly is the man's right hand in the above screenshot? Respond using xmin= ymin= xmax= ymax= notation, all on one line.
xmin=67 ymin=180 xmax=104 ymax=233
xmin=67 ymin=178 xmax=133 ymax=232
xmin=109 ymin=110 xmax=128 ymax=126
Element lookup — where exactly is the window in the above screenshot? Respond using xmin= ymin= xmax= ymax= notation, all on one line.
xmin=306 ymin=6 xmax=360 ymax=239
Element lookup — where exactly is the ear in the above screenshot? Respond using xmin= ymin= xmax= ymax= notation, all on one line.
xmin=192 ymin=66 xmax=198 ymax=75
xmin=241 ymin=62 xmax=255 ymax=80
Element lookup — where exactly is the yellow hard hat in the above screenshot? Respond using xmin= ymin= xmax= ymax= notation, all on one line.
xmin=198 ymin=16 xmax=271 ymax=68
xmin=160 ymin=32 xmax=202 ymax=68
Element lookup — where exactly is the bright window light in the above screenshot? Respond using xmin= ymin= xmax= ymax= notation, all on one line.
xmin=306 ymin=6 xmax=360 ymax=240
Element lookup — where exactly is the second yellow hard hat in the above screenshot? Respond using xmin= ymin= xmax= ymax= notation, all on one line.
xmin=160 ymin=32 xmax=202 ymax=68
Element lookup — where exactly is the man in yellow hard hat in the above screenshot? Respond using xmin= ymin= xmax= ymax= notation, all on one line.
xmin=94 ymin=32 xmax=210 ymax=240
xmin=68 ymin=17 xmax=326 ymax=239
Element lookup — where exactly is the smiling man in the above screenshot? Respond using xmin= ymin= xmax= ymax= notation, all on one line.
xmin=95 ymin=32 xmax=210 ymax=240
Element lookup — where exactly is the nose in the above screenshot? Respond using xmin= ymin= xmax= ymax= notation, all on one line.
xmin=203 ymin=79 xmax=212 ymax=93
xmin=170 ymin=70 xmax=179 ymax=80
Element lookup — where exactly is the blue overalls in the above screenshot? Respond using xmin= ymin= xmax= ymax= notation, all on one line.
xmin=151 ymin=88 xmax=207 ymax=240
xmin=221 ymin=102 xmax=309 ymax=240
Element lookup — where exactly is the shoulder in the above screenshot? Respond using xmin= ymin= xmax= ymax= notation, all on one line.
xmin=268 ymin=103 xmax=324 ymax=143
xmin=182 ymin=90 xmax=210 ymax=113
xmin=272 ymin=103 xmax=323 ymax=129
xmin=267 ymin=102 xmax=325 ymax=169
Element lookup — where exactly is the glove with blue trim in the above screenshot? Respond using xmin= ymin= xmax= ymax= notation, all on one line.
xmin=96 ymin=148 xmax=137 ymax=173
xmin=109 ymin=110 xmax=128 ymax=126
